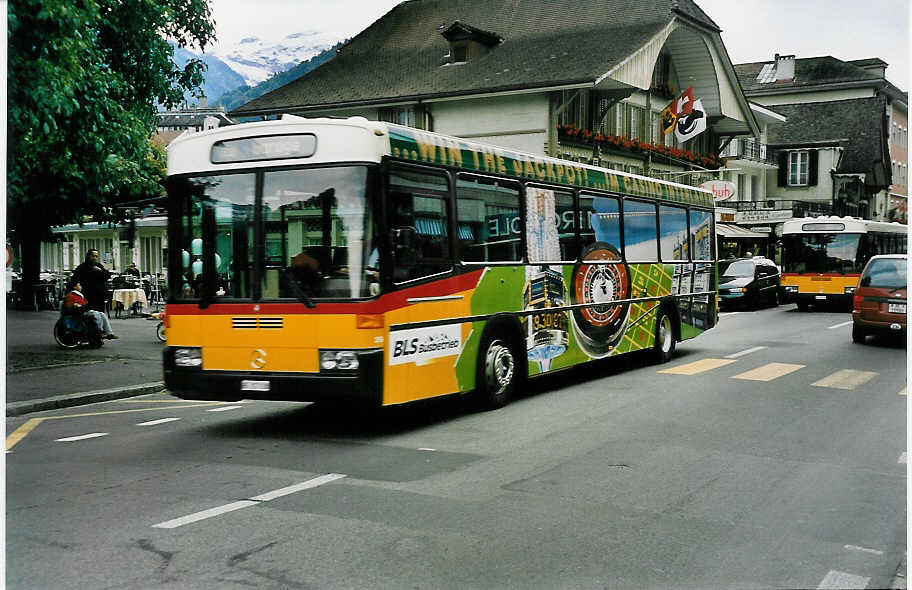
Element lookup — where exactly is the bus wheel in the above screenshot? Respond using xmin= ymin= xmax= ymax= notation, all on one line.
xmin=653 ymin=309 xmax=675 ymax=364
xmin=478 ymin=335 xmax=517 ymax=409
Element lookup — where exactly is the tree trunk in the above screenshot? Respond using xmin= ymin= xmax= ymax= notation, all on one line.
xmin=14 ymin=216 xmax=43 ymax=311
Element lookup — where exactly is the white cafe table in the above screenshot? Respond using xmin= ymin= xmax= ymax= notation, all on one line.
xmin=112 ymin=288 xmax=148 ymax=316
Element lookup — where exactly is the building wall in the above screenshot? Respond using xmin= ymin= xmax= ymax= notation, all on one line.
xmin=430 ymin=93 xmax=549 ymax=155
xmin=765 ymin=147 xmax=839 ymax=201
xmin=889 ymin=103 xmax=908 ymax=197
xmin=750 ymin=87 xmax=876 ymax=106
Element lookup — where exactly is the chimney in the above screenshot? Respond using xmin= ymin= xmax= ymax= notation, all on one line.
xmin=199 ymin=95 xmax=208 ymax=109
xmin=775 ymin=54 xmax=795 ymax=82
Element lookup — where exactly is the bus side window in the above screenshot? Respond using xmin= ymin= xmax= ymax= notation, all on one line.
xmin=623 ymin=199 xmax=658 ymax=262
xmin=579 ymin=193 xmax=620 ymax=256
xmin=456 ymin=174 xmax=522 ymax=263
xmin=388 ymin=168 xmax=452 ymax=283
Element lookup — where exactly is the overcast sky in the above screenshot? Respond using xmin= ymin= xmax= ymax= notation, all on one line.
xmin=210 ymin=0 xmax=910 ymax=89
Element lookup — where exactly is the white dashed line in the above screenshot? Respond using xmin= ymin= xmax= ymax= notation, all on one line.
xmin=152 ymin=473 xmax=346 ymax=529
xmin=55 ymin=433 xmax=109 ymax=442
xmin=207 ymin=405 xmax=243 ymax=412
xmin=827 ymin=320 xmax=853 ymax=329
xmin=844 ymin=544 xmax=884 ymax=556
xmin=817 ymin=569 xmax=870 ymax=589
xmin=137 ymin=418 xmax=182 ymax=426
xmin=250 ymin=473 xmax=346 ymax=501
xmin=725 ymin=346 xmax=768 ymax=359
xmin=418 ymin=447 xmax=437 ymax=451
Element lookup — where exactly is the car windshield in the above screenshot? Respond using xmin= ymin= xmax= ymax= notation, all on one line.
xmin=169 ymin=166 xmax=378 ymax=302
xmin=722 ymin=260 xmax=755 ymax=277
xmin=863 ymin=259 xmax=907 ymax=289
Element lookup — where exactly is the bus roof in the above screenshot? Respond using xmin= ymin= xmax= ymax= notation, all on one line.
xmin=167 ymin=115 xmax=714 ymax=207
xmin=782 ymin=216 xmax=908 ymax=234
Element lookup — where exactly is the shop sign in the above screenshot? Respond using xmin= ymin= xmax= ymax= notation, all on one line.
xmin=734 ymin=209 xmax=792 ymax=223
xmin=699 ymin=180 xmax=736 ymax=201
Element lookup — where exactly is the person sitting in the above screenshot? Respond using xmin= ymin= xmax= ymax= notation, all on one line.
xmin=63 ymin=281 xmax=119 ymax=339
xmin=125 ymin=262 xmax=141 ymax=278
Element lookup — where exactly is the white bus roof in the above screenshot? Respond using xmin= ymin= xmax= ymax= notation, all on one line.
xmin=782 ymin=216 xmax=907 ymax=234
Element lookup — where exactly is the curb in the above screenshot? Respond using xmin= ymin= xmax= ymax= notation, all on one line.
xmin=6 ymin=382 xmax=166 ymax=417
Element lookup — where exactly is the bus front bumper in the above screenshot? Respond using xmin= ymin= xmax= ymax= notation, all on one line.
xmin=163 ymin=347 xmax=384 ymax=407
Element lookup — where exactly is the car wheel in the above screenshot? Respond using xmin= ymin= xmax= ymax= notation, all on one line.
xmin=770 ymin=289 xmax=779 ymax=308
xmin=653 ymin=308 xmax=676 ymax=363
xmin=477 ymin=334 xmax=519 ymax=409
xmin=852 ymin=324 xmax=867 ymax=344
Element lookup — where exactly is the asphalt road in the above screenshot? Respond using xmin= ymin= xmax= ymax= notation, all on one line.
xmin=6 ymin=304 xmax=907 ymax=589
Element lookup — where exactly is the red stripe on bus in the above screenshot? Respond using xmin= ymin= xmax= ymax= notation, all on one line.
xmin=780 ymin=273 xmax=860 ymax=277
xmin=165 ymin=269 xmax=486 ymax=315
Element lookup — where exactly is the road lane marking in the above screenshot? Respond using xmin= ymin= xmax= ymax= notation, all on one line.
xmin=55 ymin=433 xmax=109 ymax=442
xmin=817 ymin=569 xmax=870 ymax=589
xmin=5 ymin=402 xmax=235 ymax=450
xmin=899 ymin=452 xmax=907 ymax=464
xmin=6 ymin=418 xmax=46 ymax=451
xmin=811 ymin=369 xmax=878 ymax=390
xmin=899 ymin=387 xmax=907 ymax=396
xmin=418 ymin=448 xmax=437 ymax=451
xmin=152 ymin=501 xmax=259 ymax=529
xmin=250 ymin=474 xmax=347 ymax=501
xmin=725 ymin=346 xmax=768 ymax=359
xmin=844 ymin=544 xmax=884 ymax=556
xmin=827 ymin=320 xmax=853 ymax=329
xmin=137 ymin=418 xmax=182 ymax=426
xmin=732 ymin=363 xmax=805 ymax=382
xmin=658 ymin=358 xmax=736 ymax=375
xmin=207 ymin=405 xmax=243 ymax=412
xmin=152 ymin=474 xmax=346 ymax=529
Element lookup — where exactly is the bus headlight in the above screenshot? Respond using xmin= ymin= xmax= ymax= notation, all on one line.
xmin=844 ymin=286 xmax=856 ymax=294
xmin=785 ymin=286 xmax=798 ymax=293
xmin=319 ymin=350 xmax=360 ymax=372
xmin=173 ymin=347 xmax=202 ymax=367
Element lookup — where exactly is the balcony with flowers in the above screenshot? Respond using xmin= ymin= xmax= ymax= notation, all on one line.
xmin=556 ymin=123 xmax=725 ymax=170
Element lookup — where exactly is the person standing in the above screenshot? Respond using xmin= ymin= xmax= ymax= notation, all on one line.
xmin=72 ymin=249 xmax=110 ymax=313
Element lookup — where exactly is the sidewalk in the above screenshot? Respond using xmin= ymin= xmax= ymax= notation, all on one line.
xmin=6 ymin=309 xmax=167 ymax=416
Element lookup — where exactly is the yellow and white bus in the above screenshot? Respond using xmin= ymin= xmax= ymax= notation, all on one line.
xmin=163 ymin=115 xmax=718 ymax=408
xmin=781 ymin=216 xmax=908 ymax=310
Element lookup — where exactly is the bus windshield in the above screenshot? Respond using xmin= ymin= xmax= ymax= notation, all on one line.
xmin=781 ymin=233 xmax=862 ymax=274
xmin=170 ymin=166 xmax=377 ymax=301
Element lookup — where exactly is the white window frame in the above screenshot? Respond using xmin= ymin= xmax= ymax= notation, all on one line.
xmin=788 ymin=151 xmax=809 ymax=186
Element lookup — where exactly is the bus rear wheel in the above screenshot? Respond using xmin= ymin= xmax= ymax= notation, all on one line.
xmin=653 ymin=309 xmax=676 ymax=364
xmin=477 ymin=335 xmax=518 ymax=409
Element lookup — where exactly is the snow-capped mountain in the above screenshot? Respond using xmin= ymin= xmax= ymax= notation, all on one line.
xmin=211 ymin=32 xmax=339 ymax=87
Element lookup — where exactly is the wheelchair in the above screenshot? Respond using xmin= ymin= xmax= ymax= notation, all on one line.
xmin=54 ymin=313 xmax=104 ymax=349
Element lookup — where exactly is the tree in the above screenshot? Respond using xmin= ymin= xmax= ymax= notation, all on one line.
xmin=7 ymin=0 xmax=215 ymax=307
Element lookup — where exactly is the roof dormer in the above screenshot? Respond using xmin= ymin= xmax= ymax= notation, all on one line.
xmin=441 ymin=21 xmax=502 ymax=65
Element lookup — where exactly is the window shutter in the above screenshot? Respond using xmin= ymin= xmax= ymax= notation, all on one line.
xmin=777 ymin=152 xmax=788 ymax=186
xmin=808 ymin=150 xmax=818 ymax=186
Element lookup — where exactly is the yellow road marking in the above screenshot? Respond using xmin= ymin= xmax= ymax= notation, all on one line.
xmin=811 ymin=369 xmax=878 ymax=390
xmin=732 ymin=363 xmax=805 ymax=382
xmin=7 ymin=418 xmax=46 ymax=451
xmin=658 ymin=358 xmax=736 ymax=375
xmin=5 ymin=402 xmax=231 ymax=450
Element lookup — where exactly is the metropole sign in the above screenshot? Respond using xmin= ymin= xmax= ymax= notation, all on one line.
xmin=699 ymin=180 xmax=736 ymax=202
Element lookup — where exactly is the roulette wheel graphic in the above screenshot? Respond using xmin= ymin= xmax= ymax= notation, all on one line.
xmin=570 ymin=242 xmax=630 ymax=357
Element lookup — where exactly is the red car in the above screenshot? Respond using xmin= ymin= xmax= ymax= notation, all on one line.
xmin=852 ymin=254 xmax=907 ymax=344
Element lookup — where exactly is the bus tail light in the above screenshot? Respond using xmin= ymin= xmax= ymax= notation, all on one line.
xmin=356 ymin=314 xmax=384 ymax=329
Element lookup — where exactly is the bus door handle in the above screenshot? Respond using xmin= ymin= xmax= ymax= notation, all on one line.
xmin=407 ymin=295 xmax=464 ymax=304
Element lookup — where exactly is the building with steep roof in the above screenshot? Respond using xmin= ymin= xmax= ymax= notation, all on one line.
xmin=733 ymin=54 xmax=907 ymax=223
xmin=232 ymin=0 xmax=760 ymax=186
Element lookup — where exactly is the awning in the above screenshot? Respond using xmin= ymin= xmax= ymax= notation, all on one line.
xmin=716 ymin=223 xmax=769 ymax=238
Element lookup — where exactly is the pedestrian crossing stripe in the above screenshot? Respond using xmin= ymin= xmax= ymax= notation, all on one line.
xmin=732 ymin=363 xmax=805 ymax=382
xmin=811 ymin=369 xmax=877 ymax=390
xmin=658 ymin=358 xmax=736 ymax=375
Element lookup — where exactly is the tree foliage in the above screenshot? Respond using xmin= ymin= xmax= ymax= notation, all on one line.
xmin=7 ymin=0 xmax=216 ymax=233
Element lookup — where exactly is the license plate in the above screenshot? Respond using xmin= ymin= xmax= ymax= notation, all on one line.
xmin=815 ymin=295 xmax=827 ymax=300
xmin=241 ymin=380 xmax=270 ymax=392
xmin=888 ymin=303 xmax=906 ymax=314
